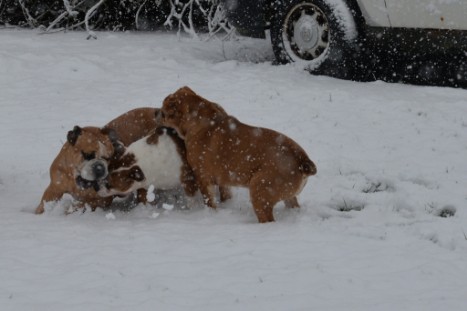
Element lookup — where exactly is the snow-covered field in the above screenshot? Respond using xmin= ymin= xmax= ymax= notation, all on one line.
xmin=1 ymin=29 xmax=467 ymax=310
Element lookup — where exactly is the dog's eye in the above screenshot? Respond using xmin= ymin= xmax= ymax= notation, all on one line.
xmin=82 ymin=151 xmax=96 ymax=161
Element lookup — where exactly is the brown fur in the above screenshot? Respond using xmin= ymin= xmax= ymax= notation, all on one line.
xmin=103 ymin=107 xmax=158 ymax=146
xmin=35 ymin=107 xmax=158 ymax=214
xmin=158 ymin=86 xmax=317 ymax=223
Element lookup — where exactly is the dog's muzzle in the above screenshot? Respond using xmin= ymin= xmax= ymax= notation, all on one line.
xmin=79 ymin=159 xmax=109 ymax=181
xmin=76 ymin=159 xmax=109 ymax=191
xmin=92 ymin=162 xmax=107 ymax=179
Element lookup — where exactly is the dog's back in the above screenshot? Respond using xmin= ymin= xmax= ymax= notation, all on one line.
xmin=104 ymin=107 xmax=158 ymax=146
xmin=187 ymin=115 xmax=315 ymax=185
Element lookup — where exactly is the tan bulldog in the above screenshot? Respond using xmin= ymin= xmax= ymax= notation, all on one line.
xmin=35 ymin=108 xmax=158 ymax=214
xmin=157 ymin=87 xmax=317 ymax=223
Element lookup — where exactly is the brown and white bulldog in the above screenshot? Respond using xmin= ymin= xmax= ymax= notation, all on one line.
xmin=35 ymin=107 xmax=158 ymax=214
xmin=97 ymin=127 xmax=198 ymax=207
xmin=157 ymin=86 xmax=317 ymax=223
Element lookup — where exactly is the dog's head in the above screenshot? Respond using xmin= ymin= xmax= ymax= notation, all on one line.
xmin=157 ymin=86 xmax=228 ymax=137
xmin=97 ymin=165 xmax=145 ymax=197
xmin=96 ymin=144 xmax=146 ymax=197
xmin=96 ymin=126 xmax=184 ymax=198
xmin=66 ymin=125 xmax=124 ymax=190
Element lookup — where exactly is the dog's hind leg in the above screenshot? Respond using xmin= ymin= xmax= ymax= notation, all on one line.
xmin=249 ymin=175 xmax=279 ymax=223
xmin=284 ymin=197 xmax=300 ymax=209
xmin=181 ymin=164 xmax=198 ymax=198
xmin=250 ymin=194 xmax=276 ymax=223
xmin=198 ymin=180 xmax=217 ymax=209
xmin=219 ymin=186 xmax=232 ymax=203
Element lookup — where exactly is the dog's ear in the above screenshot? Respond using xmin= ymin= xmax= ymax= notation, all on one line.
xmin=155 ymin=109 xmax=167 ymax=127
xmin=178 ymin=86 xmax=196 ymax=96
xmin=102 ymin=128 xmax=125 ymax=158
xmin=163 ymin=96 xmax=179 ymax=119
xmin=67 ymin=126 xmax=82 ymax=146
xmin=101 ymin=127 xmax=118 ymax=143
xmin=154 ymin=108 xmax=162 ymax=121
xmin=129 ymin=166 xmax=145 ymax=182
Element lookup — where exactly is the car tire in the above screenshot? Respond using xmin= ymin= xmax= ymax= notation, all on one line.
xmin=270 ymin=0 xmax=358 ymax=71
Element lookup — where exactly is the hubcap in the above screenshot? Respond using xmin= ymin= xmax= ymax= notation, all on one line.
xmin=295 ymin=14 xmax=319 ymax=51
xmin=283 ymin=3 xmax=330 ymax=61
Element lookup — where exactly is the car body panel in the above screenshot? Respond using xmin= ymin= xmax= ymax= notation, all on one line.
xmin=385 ymin=0 xmax=467 ymax=30
xmin=356 ymin=0 xmax=390 ymax=27
xmin=221 ymin=0 xmax=467 ymax=32
xmin=222 ymin=0 xmax=266 ymax=38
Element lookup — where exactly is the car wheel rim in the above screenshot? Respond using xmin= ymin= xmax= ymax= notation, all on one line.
xmin=283 ymin=3 xmax=330 ymax=62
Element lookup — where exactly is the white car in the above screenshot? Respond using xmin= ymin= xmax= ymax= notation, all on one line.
xmin=221 ymin=0 xmax=467 ymax=71
xmin=364 ymin=0 xmax=467 ymax=30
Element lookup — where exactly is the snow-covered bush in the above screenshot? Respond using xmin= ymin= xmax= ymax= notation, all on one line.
xmin=0 ymin=0 xmax=231 ymax=38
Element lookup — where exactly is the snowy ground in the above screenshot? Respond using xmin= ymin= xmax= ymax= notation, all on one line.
xmin=1 ymin=29 xmax=467 ymax=310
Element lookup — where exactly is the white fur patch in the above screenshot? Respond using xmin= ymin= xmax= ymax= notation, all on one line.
xmin=297 ymin=177 xmax=308 ymax=195
xmin=125 ymin=132 xmax=183 ymax=191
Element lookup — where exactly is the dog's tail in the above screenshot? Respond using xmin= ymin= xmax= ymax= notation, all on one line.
xmin=299 ymin=158 xmax=317 ymax=176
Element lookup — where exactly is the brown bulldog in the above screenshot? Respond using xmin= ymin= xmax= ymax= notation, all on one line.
xmin=35 ymin=107 xmax=158 ymax=214
xmin=157 ymin=86 xmax=317 ymax=223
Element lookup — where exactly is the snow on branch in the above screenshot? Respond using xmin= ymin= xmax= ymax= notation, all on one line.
xmin=18 ymin=0 xmax=39 ymax=28
xmin=6 ymin=0 xmax=233 ymax=40
xmin=85 ymin=0 xmax=106 ymax=39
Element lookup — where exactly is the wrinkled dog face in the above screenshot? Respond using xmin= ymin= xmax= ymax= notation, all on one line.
xmin=157 ymin=87 xmax=197 ymax=137
xmin=158 ymin=86 xmax=228 ymax=138
xmin=67 ymin=126 xmax=123 ymax=190
xmin=157 ymin=98 xmax=186 ymax=134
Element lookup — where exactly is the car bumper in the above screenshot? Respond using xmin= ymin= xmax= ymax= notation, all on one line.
xmin=221 ymin=0 xmax=267 ymax=38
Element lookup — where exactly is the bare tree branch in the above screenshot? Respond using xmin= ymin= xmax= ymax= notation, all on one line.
xmin=85 ymin=0 xmax=106 ymax=39
xmin=12 ymin=0 xmax=234 ymax=40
